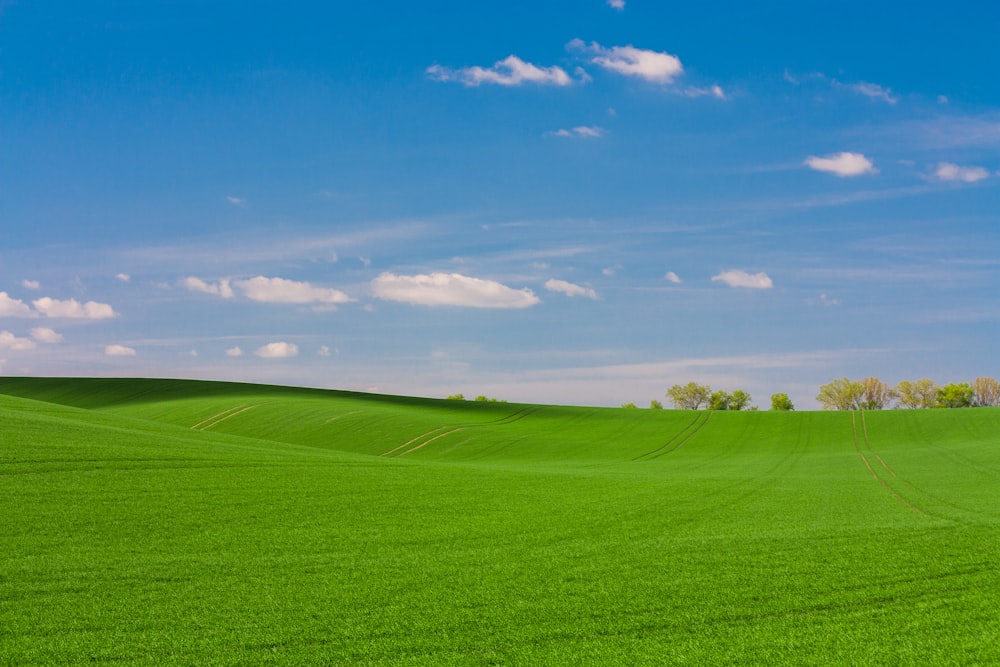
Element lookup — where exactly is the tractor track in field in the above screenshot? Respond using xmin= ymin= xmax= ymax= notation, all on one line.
xmin=633 ymin=410 xmax=713 ymax=461
xmin=857 ymin=411 xmax=987 ymax=523
xmin=379 ymin=407 xmax=541 ymax=457
xmin=190 ymin=405 xmax=257 ymax=431
xmin=852 ymin=410 xmax=923 ymax=514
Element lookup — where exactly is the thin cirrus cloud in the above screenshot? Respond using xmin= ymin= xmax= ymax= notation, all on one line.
xmin=544 ymin=279 xmax=599 ymax=300
xmin=372 ymin=272 xmax=540 ymax=309
xmin=711 ymin=270 xmax=774 ymax=289
xmin=844 ymin=81 xmax=897 ymax=105
xmin=254 ymin=342 xmax=299 ymax=358
xmin=426 ymin=55 xmax=574 ymax=87
xmin=568 ymin=39 xmax=683 ymax=84
xmin=235 ymin=276 xmax=354 ymax=305
xmin=549 ymin=126 xmax=605 ymax=139
xmin=934 ymin=162 xmax=990 ymax=183
xmin=804 ymin=152 xmax=878 ymax=177
xmin=32 ymin=297 xmax=117 ymax=319
xmin=105 ymin=344 xmax=136 ymax=356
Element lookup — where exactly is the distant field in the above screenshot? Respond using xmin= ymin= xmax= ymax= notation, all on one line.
xmin=2 ymin=377 xmax=998 ymax=665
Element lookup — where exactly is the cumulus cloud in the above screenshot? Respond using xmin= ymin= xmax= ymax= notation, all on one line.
xmin=30 ymin=327 xmax=63 ymax=343
xmin=225 ymin=346 xmax=244 ymax=357
xmin=549 ymin=126 xmax=605 ymax=139
xmin=33 ymin=297 xmax=117 ymax=319
xmin=372 ymin=272 xmax=540 ymax=309
xmin=0 ymin=292 xmax=34 ymax=317
xmin=665 ymin=271 xmax=682 ymax=284
xmin=711 ymin=270 xmax=774 ymax=289
xmin=934 ymin=162 xmax=990 ymax=183
xmin=105 ymin=344 xmax=136 ymax=357
xmin=21 ymin=280 xmax=40 ymax=290
xmin=804 ymin=152 xmax=878 ymax=177
xmin=180 ymin=277 xmax=234 ymax=298
xmin=116 ymin=273 xmax=131 ymax=282
xmin=569 ymin=39 xmax=683 ymax=84
xmin=427 ymin=55 xmax=574 ymax=87
xmin=254 ymin=342 xmax=299 ymax=358
xmin=0 ymin=331 xmax=37 ymax=350
xmin=545 ymin=279 xmax=599 ymax=300
xmin=235 ymin=276 xmax=354 ymax=305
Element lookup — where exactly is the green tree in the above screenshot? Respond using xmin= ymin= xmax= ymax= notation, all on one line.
xmin=858 ymin=377 xmax=896 ymax=410
xmin=446 ymin=393 xmax=465 ymax=401
xmin=729 ymin=390 xmax=752 ymax=411
xmin=937 ymin=383 xmax=974 ymax=408
xmin=620 ymin=402 xmax=637 ymax=409
xmin=770 ymin=393 xmax=794 ymax=411
xmin=649 ymin=399 xmax=663 ymax=410
xmin=709 ymin=390 xmax=731 ymax=411
xmin=972 ymin=377 xmax=1000 ymax=407
xmin=816 ymin=377 xmax=863 ymax=410
xmin=895 ymin=379 xmax=937 ymax=409
xmin=666 ymin=383 xmax=711 ymax=410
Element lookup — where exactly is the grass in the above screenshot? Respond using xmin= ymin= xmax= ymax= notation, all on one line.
xmin=1 ymin=377 xmax=998 ymax=664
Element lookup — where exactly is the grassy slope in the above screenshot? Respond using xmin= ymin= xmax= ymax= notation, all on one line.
xmin=1 ymin=377 xmax=998 ymax=665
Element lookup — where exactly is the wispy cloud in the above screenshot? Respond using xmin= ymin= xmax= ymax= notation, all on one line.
xmin=804 ymin=152 xmax=878 ymax=177
xmin=372 ymin=272 xmax=540 ymax=308
xmin=254 ymin=342 xmax=299 ymax=358
xmin=711 ymin=270 xmax=774 ymax=289
xmin=426 ymin=55 xmax=574 ymax=87
xmin=180 ymin=277 xmax=234 ymax=298
xmin=225 ymin=346 xmax=243 ymax=357
xmin=544 ymin=279 xmax=599 ymax=300
xmin=116 ymin=273 xmax=131 ymax=282
xmin=842 ymin=81 xmax=897 ymax=105
xmin=226 ymin=196 xmax=246 ymax=206
xmin=33 ymin=297 xmax=117 ymax=319
xmin=569 ymin=39 xmax=683 ymax=84
xmin=21 ymin=279 xmax=40 ymax=290
xmin=548 ymin=125 xmax=605 ymax=139
xmin=934 ymin=162 xmax=990 ymax=183
xmin=105 ymin=344 xmax=136 ymax=356
xmin=683 ymin=84 xmax=726 ymax=100
xmin=664 ymin=271 xmax=682 ymax=284
xmin=607 ymin=0 xmax=625 ymax=9
xmin=235 ymin=276 xmax=354 ymax=305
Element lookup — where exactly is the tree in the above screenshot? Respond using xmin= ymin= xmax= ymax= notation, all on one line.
xmin=895 ymin=379 xmax=937 ymax=409
xmin=666 ymin=383 xmax=711 ymax=410
xmin=446 ymin=393 xmax=465 ymax=401
xmin=770 ymin=393 xmax=794 ymax=411
xmin=709 ymin=390 xmax=731 ymax=411
xmin=858 ymin=377 xmax=896 ymax=410
xmin=972 ymin=377 xmax=1000 ymax=407
xmin=649 ymin=399 xmax=663 ymax=410
xmin=937 ymin=383 xmax=974 ymax=408
xmin=816 ymin=377 xmax=864 ymax=410
xmin=729 ymin=390 xmax=752 ymax=411
xmin=621 ymin=402 xmax=638 ymax=409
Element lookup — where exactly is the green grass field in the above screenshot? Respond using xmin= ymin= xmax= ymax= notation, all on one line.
xmin=2 ymin=377 xmax=998 ymax=665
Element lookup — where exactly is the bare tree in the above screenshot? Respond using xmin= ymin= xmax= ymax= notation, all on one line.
xmin=859 ymin=377 xmax=896 ymax=410
xmin=972 ymin=377 xmax=1000 ymax=407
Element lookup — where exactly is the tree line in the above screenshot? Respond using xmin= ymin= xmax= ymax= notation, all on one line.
xmin=816 ymin=377 xmax=1000 ymax=410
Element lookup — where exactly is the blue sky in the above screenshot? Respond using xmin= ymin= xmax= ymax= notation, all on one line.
xmin=2 ymin=1 xmax=998 ymax=408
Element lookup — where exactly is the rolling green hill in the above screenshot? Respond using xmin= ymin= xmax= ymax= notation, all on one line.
xmin=2 ymin=377 xmax=998 ymax=664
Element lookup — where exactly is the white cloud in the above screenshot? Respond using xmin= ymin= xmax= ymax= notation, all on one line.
xmin=426 ymin=55 xmax=574 ymax=87
xmin=254 ymin=342 xmax=299 ymax=358
xmin=845 ymin=81 xmax=897 ymax=105
xmin=607 ymin=0 xmax=625 ymax=8
xmin=226 ymin=196 xmax=246 ymax=206
xmin=0 ymin=292 xmax=35 ymax=317
xmin=711 ymin=270 xmax=774 ymax=289
xmin=664 ymin=271 xmax=682 ymax=284
xmin=116 ymin=273 xmax=131 ymax=282
xmin=105 ymin=344 xmax=136 ymax=357
xmin=318 ymin=345 xmax=331 ymax=357
xmin=549 ymin=126 xmax=605 ymax=139
xmin=235 ymin=276 xmax=354 ymax=305
xmin=33 ymin=297 xmax=117 ymax=319
xmin=934 ymin=162 xmax=990 ymax=183
xmin=21 ymin=279 xmax=40 ymax=290
xmin=804 ymin=152 xmax=878 ymax=177
xmin=569 ymin=40 xmax=683 ymax=84
xmin=180 ymin=277 xmax=234 ymax=298
xmin=225 ymin=346 xmax=244 ymax=357
xmin=0 ymin=331 xmax=37 ymax=350
xmin=372 ymin=272 xmax=540 ymax=309
xmin=683 ymin=84 xmax=726 ymax=100
xmin=544 ymin=279 xmax=599 ymax=300
xmin=30 ymin=327 xmax=63 ymax=343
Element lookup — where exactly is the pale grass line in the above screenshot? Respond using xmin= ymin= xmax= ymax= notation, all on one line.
xmin=397 ymin=428 xmax=465 ymax=457
xmin=324 ymin=411 xmax=363 ymax=424
xmin=197 ymin=405 xmax=257 ymax=431
xmin=191 ymin=405 xmax=246 ymax=430
xmin=380 ymin=426 xmax=451 ymax=457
